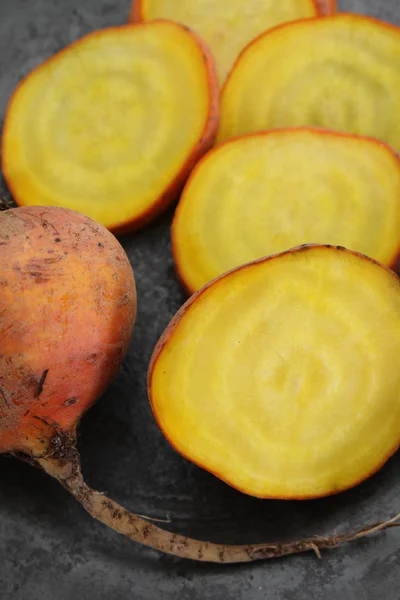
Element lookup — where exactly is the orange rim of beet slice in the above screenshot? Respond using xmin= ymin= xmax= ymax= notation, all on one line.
xmin=217 ymin=14 xmax=400 ymax=149
xmin=149 ymin=245 xmax=400 ymax=499
xmin=130 ymin=0 xmax=335 ymax=85
xmin=315 ymin=0 xmax=336 ymax=13
xmin=1 ymin=22 xmax=219 ymax=234
xmin=172 ymin=128 xmax=400 ymax=294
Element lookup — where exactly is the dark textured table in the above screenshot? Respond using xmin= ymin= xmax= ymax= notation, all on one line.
xmin=1 ymin=1 xmax=400 ymax=598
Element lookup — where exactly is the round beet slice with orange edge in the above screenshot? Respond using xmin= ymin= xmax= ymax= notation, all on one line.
xmin=1 ymin=22 xmax=219 ymax=234
xmin=149 ymin=245 xmax=400 ymax=499
xmin=217 ymin=14 xmax=400 ymax=149
xmin=130 ymin=0 xmax=335 ymax=85
xmin=172 ymin=128 xmax=400 ymax=294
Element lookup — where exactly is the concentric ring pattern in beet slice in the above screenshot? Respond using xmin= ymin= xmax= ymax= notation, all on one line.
xmin=149 ymin=245 xmax=400 ymax=499
xmin=217 ymin=14 xmax=400 ymax=150
xmin=172 ymin=128 xmax=400 ymax=294
xmin=130 ymin=0 xmax=335 ymax=85
xmin=1 ymin=22 xmax=219 ymax=234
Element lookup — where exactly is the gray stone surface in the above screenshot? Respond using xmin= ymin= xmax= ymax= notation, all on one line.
xmin=1 ymin=1 xmax=400 ymax=598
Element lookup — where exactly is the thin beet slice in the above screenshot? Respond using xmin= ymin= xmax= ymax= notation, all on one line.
xmin=217 ymin=15 xmax=400 ymax=148
xmin=172 ymin=128 xmax=400 ymax=294
xmin=1 ymin=207 xmax=399 ymax=562
xmin=130 ymin=0 xmax=335 ymax=85
xmin=1 ymin=22 xmax=219 ymax=234
xmin=150 ymin=245 xmax=400 ymax=500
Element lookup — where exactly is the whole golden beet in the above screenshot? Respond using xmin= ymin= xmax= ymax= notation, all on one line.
xmin=0 ymin=205 xmax=136 ymax=456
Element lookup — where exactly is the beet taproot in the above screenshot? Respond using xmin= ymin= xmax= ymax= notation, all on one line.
xmin=172 ymin=128 xmax=400 ymax=294
xmin=1 ymin=205 xmax=398 ymax=561
xmin=217 ymin=14 xmax=400 ymax=149
xmin=1 ymin=22 xmax=219 ymax=234
xmin=130 ymin=0 xmax=335 ymax=85
xmin=150 ymin=245 xmax=400 ymax=499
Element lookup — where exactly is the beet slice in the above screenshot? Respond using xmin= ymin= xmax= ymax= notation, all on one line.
xmin=218 ymin=15 xmax=400 ymax=149
xmin=1 ymin=22 xmax=219 ymax=234
xmin=130 ymin=0 xmax=335 ymax=85
xmin=172 ymin=128 xmax=400 ymax=294
xmin=150 ymin=245 xmax=400 ymax=499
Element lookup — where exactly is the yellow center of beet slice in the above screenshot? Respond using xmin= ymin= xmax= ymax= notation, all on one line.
xmin=1 ymin=22 xmax=218 ymax=233
xmin=172 ymin=128 xmax=400 ymax=293
xmin=131 ymin=0 xmax=331 ymax=84
xmin=149 ymin=246 xmax=400 ymax=499
xmin=218 ymin=15 xmax=400 ymax=149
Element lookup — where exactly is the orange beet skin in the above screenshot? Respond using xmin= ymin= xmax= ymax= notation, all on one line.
xmin=0 ymin=206 xmax=136 ymax=455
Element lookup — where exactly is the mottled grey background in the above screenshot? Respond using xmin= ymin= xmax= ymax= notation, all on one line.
xmin=1 ymin=1 xmax=400 ymax=598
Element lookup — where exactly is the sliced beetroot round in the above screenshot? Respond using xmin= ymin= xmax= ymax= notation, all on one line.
xmin=218 ymin=15 xmax=400 ymax=150
xmin=150 ymin=245 xmax=400 ymax=499
xmin=172 ymin=128 xmax=400 ymax=294
xmin=2 ymin=22 xmax=219 ymax=234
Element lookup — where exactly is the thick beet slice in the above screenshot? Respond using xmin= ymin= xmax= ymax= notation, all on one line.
xmin=172 ymin=128 xmax=400 ymax=293
xmin=2 ymin=22 xmax=219 ymax=234
xmin=150 ymin=245 xmax=400 ymax=499
xmin=218 ymin=15 xmax=400 ymax=149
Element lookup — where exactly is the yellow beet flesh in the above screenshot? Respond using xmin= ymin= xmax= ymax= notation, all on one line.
xmin=2 ymin=22 xmax=218 ymax=233
xmin=149 ymin=246 xmax=400 ymax=499
xmin=172 ymin=129 xmax=400 ymax=293
xmin=131 ymin=0 xmax=321 ymax=84
xmin=218 ymin=15 xmax=400 ymax=149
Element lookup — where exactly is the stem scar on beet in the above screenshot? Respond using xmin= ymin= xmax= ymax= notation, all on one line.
xmin=1 ymin=206 xmax=399 ymax=564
